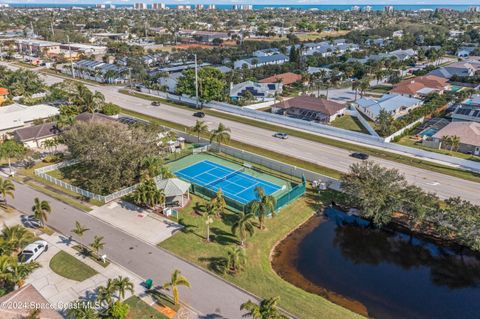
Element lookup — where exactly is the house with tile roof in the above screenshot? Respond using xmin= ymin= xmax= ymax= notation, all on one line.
xmin=13 ymin=122 xmax=59 ymax=149
xmin=423 ymin=122 xmax=480 ymax=156
xmin=390 ymin=75 xmax=450 ymax=98
xmin=271 ymin=95 xmax=346 ymax=123
xmin=0 ymin=87 xmax=9 ymax=104
xmin=259 ymin=72 xmax=302 ymax=86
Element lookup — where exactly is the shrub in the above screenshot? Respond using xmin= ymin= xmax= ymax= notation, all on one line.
xmin=109 ymin=301 xmax=130 ymax=319
xmin=101 ymin=102 xmax=121 ymax=116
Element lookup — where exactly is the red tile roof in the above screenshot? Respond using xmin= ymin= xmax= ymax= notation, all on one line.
xmin=0 ymin=88 xmax=9 ymax=95
xmin=271 ymin=95 xmax=346 ymax=115
xmin=390 ymin=75 xmax=449 ymax=95
xmin=259 ymin=72 xmax=302 ymax=86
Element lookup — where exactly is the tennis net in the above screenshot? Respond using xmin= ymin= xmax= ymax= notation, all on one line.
xmin=205 ymin=168 xmax=245 ymax=187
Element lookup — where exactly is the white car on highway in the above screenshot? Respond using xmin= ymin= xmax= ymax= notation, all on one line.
xmin=18 ymin=240 xmax=48 ymax=264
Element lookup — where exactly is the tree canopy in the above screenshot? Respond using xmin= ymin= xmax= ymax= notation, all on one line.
xmin=176 ymin=67 xmax=226 ymax=102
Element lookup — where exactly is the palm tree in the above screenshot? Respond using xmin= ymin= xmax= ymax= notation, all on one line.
xmin=359 ymin=79 xmax=370 ymax=97
xmin=441 ymin=135 xmax=453 ymax=151
xmin=211 ymin=189 xmax=226 ymax=218
xmin=352 ymin=80 xmax=360 ymax=101
xmin=1 ymin=224 xmax=35 ymax=255
xmin=210 ymin=123 xmax=231 ymax=152
xmin=163 ymin=269 xmax=191 ymax=305
xmin=226 ymin=246 xmax=246 ymax=274
xmin=66 ymin=300 xmax=99 ymax=319
xmin=450 ymin=135 xmax=461 ymax=152
xmin=0 ymin=177 xmax=15 ymax=204
xmin=204 ymin=202 xmax=216 ymax=242
xmin=113 ymin=276 xmax=134 ymax=301
xmin=240 ymin=296 xmax=287 ymax=319
xmin=96 ymin=279 xmax=116 ymax=307
xmin=31 ymin=198 xmax=51 ymax=227
xmin=9 ymin=261 xmax=40 ymax=288
xmin=249 ymin=187 xmax=276 ymax=230
xmin=72 ymin=221 xmax=89 ymax=238
xmin=231 ymin=212 xmax=256 ymax=246
xmin=189 ymin=120 xmax=209 ymax=142
xmin=132 ymin=178 xmax=165 ymax=209
xmin=90 ymin=235 xmax=105 ymax=258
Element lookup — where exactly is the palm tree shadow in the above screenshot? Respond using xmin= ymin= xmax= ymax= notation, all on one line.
xmin=146 ymin=288 xmax=176 ymax=308
xmin=177 ymin=218 xmax=203 ymax=239
xmin=220 ymin=212 xmax=238 ymax=227
xmin=198 ymin=256 xmax=227 ymax=275
xmin=210 ymin=227 xmax=237 ymax=246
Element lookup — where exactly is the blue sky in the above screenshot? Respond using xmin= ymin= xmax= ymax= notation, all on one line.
xmin=6 ymin=0 xmax=478 ymax=4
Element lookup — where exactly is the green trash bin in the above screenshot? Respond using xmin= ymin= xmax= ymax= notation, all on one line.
xmin=145 ymin=278 xmax=153 ymax=289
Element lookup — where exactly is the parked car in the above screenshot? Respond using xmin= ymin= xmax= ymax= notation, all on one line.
xmin=351 ymin=152 xmax=369 ymax=160
xmin=273 ymin=132 xmax=289 ymax=139
xmin=193 ymin=112 xmax=205 ymax=118
xmin=151 ymin=101 xmax=161 ymax=106
xmin=18 ymin=240 xmax=48 ymax=264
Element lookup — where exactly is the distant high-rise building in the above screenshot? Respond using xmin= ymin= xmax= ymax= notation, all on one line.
xmin=177 ymin=5 xmax=191 ymax=10
xmin=152 ymin=3 xmax=166 ymax=10
xmin=207 ymin=4 xmax=216 ymax=10
xmin=384 ymin=5 xmax=394 ymax=13
xmin=468 ymin=6 xmax=479 ymax=12
xmin=233 ymin=4 xmax=253 ymax=10
xmin=351 ymin=6 xmax=360 ymax=12
xmin=96 ymin=4 xmax=106 ymax=9
xmin=364 ymin=6 xmax=372 ymax=13
xmin=195 ymin=4 xmax=204 ymax=10
xmin=134 ymin=3 xmax=147 ymax=10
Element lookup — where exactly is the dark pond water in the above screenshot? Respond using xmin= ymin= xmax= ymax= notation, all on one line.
xmin=278 ymin=208 xmax=480 ymax=319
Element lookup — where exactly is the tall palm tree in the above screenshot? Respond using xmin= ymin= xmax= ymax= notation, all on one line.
xmin=0 ymin=177 xmax=15 ymax=204
xmin=240 ymin=296 xmax=287 ymax=319
xmin=231 ymin=212 xmax=256 ymax=246
xmin=249 ymin=186 xmax=276 ymax=230
xmin=441 ymin=135 xmax=452 ymax=151
xmin=90 ymin=235 xmax=105 ymax=258
xmin=96 ymin=279 xmax=116 ymax=307
xmin=210 ymin=123 xmax=231 ymax=152
xmin=132 ymin=178 xmax=165 ymax=209
xmin=31 ymin=198 xmax=51 ymax=227
xmin=204 ymin=202 xmax=215 ymax=242
xmin=450 ymin=135 xmax=461 ymax=152
xmin=226 ymin=246 xmax=247 ymax=274
xmin=163 ymin=269 xmax=191 ymax=305
xmin=1 ymin=224 xmax=34 ymax=255
xmin=113 ymin=276 xmax=134 ymax=301
xmin=189 ymin=120 xmax=209 ymax=142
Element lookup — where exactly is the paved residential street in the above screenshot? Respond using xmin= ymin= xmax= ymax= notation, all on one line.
xmin=8 ymin=181 xmax=257 ymax=319
xmin=2 ymin=61 xmax=479 ymax=203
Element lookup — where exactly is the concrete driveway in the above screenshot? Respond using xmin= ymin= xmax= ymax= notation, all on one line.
xmin=89 ymin=201 xmax=183 ymax=245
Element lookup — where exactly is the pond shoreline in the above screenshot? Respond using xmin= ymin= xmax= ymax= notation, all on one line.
xmin=271 ymin=210 xmax=370 ymax=318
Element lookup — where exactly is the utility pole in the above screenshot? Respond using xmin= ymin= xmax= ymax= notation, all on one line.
xmin=194 ymin=54 xmax=199 ymax=109
xmin=67 ymin=35 xmax=75 ymax=79
xmin=50 ymin=22 xmax=55 ymax=38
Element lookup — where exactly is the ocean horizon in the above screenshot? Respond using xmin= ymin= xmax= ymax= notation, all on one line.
xmin=4 ymin=3 xmax=479 ymax=11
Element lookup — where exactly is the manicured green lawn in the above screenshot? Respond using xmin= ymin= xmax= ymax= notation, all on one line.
xmin=124 ymin=296 xmax=169 ymax=319
xmin=160 ymin=193 xmax=363 ymax=319
xmin=49 ymin=251 xmax=98 ymax=281
xmin=331 ymin=115 xmax=369 ymax=134
xmin=119 ymin=91 xmax=480 ymax=184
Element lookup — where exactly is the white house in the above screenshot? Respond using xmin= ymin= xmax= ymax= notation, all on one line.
xmin=355 ymin=94 xmax=423 ymax=121
xmin=233 ymin=54 xmax=288 ymax=69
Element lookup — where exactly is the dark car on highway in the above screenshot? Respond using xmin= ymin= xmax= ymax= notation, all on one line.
xmin=351 ymin=152 xmax=369 ymax=160
xmin=151 ymin=101 xmax=161 ymax=106
xmin=193 ymin=112 xmax=205 ymax=118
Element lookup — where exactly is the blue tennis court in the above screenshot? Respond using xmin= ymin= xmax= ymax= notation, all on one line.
xmin=175 ymin=160 xmax=282 ymax=204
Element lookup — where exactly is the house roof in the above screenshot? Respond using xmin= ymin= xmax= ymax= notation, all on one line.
xmin=433 ymin=122 xmax=480 ymax=147
xmin=230 ymin=81 xmax=282 ymax=97
xmin=13 ymin=122 xmax=59 ymax=142
xmin=0 ymin=87 xmax=8 ymax=95
xmin=0 ymin=284 xmax=63 ymax=319
xmin=390 ymin=75 xmax=449 ymax=95
xmin=357 ymin=94 xmax=422 ymax=118
xmin=271 ymin=96 xmax=346 ymax=116
xmin=239 ymin=54 xmax=288 ymax=65
xmin=75 ymin=112 xmax=116 ymax=122
xmin=0 ymin=104 xmax=59 ymax=131
xmin=259 ymin=72 xmax=302 ymax=85
xmin=155 ymin=178 xmax=191 ymax=196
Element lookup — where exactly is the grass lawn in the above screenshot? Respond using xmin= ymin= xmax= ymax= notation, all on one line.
xmin=331 ymin=115 xmax=370 ymax=134
xmin=124 ymin=296 xmax=169 ymax=319
xmin=49 ymin=251 xmax=98 ymax=281
xmin=160 ymin=193 xmax=363 ymax=319
xmin=396 ymin=136 xmax=480 ymax=162
xmin=118 ymin=90 xmax=480 ymax=184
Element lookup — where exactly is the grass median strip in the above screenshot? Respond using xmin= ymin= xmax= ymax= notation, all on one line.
xmin=118 ymin=89 xmax=480 ymax=184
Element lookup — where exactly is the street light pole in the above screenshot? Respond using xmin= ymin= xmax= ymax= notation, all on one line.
xmin=194 ymin=53 xmax=199 ymax=109
xmin=67 ymin=35 xmax=75 ymax=79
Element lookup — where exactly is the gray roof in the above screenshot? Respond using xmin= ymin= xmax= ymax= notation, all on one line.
xmin=155 ymin=178 xmax=190 ymax=196
xmin=357 ymin=94 xmax=421 ymax=118
xmin=240 ymin=54 xmax=288 ymax=65
xmin=13 ymin=122 xmax=59 ymax=142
